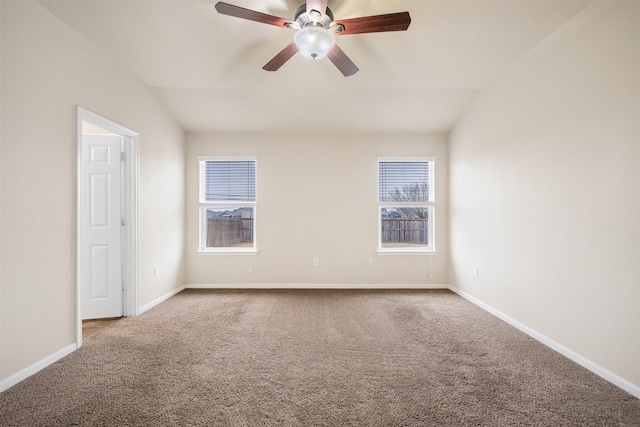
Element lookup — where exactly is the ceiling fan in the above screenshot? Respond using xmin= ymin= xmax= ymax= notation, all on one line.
xmin=215 ymin=0 xmax=411 ymax=77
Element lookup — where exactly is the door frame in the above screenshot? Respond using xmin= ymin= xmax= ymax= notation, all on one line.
xmin=76 ymin=107 xmax=139 ymax=348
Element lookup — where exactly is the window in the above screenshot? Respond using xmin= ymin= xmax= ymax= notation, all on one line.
xmin=199 ymin=157 xmax=256 ymax=252
xmin=378 ymin=158 xmax=434 ymax=252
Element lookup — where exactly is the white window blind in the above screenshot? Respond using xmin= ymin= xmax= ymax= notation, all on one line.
xmin=201 ymin=160 xmax=256 ymax=202
xmin=378 ymin=161 xmax=430 ymax=202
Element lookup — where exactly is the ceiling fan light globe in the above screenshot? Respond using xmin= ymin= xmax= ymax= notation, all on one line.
xmin=294 ymin=25 xmax=335 ymax=60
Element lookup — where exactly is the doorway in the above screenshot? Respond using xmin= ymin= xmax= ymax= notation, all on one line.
xmin=76 ymin=107 xmax=138 ymax=348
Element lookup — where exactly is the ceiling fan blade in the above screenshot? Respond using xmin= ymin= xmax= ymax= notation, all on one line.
xmin=327 ymin=44 xmax=359 ymax=77
xmin=306 ymin=0 xmax=328 ymax=15
xmin=263 ymin=42 xmax=299 ymax=71
xmin=334 ymin=11 xmax=411 ymax=35
xmin=215 ymin=2 xmax=293 ymax=28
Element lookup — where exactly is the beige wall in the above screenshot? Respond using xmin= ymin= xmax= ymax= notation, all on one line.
xmin=0 ymin=1 xmax=3 ymax=384
xmin=3 ymin=0 xmax=636 ymax=397
xmin=0 ymin=1 xmax=186 ymax=381
xmin=449 ymin=1 xmax=640 ymax=388
xmin=186 ymin=132 xmax=448 ymax=286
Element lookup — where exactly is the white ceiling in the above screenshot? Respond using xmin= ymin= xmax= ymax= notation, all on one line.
xmin=39 ymin=0 xmax=590 ymax=133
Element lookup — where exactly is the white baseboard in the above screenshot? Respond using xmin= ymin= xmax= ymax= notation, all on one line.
xmin=448 ymin=285 xmax=640 ymax=400
xmin=0 ymin=343 xmax=76 ymax=393
xmin=186 ymin=283 xmax=449 ymax=289
xmin=139 ymin=285 xmax=186 ymax=315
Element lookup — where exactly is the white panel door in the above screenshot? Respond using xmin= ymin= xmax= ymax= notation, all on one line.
xmin=81 ymin=134 xmax=123 ymax=319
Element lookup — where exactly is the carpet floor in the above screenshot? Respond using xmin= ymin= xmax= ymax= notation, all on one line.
xmin=1 ymin=289 xmax=639 ymax=426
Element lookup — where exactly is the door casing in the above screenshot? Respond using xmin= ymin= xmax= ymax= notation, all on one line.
xmin=76 ymin=107 xmax=138 ymax=348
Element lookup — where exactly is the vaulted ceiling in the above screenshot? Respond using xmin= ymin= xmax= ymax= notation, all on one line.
xmin=39 ymin=0 xmax=590 ymax=133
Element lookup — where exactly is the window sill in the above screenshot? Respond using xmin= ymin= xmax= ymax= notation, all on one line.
xmin=197 ymin=249 xmax=258 ymax=255
xmin=377 ymin=249 xmax=438 ymax=255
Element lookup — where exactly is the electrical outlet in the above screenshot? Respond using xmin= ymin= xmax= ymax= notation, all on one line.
xmin=473 ymin=266 xmax=479 ymax=278
xmin=313 ymin=257 xmax=319 ymax=266
xmin=368 ymin=258 xmax=374 ymax=266
xmin=153 ymin=266 xmax=160 ymax=278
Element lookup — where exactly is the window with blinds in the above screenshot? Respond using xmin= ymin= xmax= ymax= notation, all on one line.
xmin=199 ymin=158 xmax=257 ymax=252
xmin=378 ymin=158 xmax=434 ymax=252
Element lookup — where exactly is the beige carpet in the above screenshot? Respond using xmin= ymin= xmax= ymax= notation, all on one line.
xmin=1 ymin=289 xmax=639 ymax=426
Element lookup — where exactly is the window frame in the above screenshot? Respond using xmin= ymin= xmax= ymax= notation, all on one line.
xmin=377 ymin=157 xmax=435 ymax=254
xmin=198 ymin=156 xmax=257 ymax=254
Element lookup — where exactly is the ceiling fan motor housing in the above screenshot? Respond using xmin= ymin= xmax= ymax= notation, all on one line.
xmin=294 ymin=4 xmax=334 ymax=24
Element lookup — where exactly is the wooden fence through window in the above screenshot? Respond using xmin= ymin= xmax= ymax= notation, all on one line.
xmin=381 ymin=218 xmax=428 ymax=244
xmin=207 ymin=217 xmax=424 ymax=247
xmin=206 ymin=217 xmax=253 ymax=247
